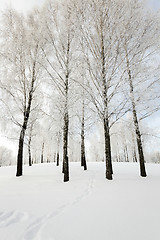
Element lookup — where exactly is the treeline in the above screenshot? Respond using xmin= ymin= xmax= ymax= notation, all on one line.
xmin=0 ymin=0 xmax=160 ymax=181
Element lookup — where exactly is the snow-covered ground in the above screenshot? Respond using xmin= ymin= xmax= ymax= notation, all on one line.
xmin=0 ymin=162 xmax=160 ymax=240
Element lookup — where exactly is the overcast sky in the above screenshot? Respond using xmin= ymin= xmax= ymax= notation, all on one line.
xmin=149 ymin=0 xmax=160 ymax=10
xmin=0 ymin=0 xmax=45 ymax=12
xmin=0 ymin=0 xmax=160 ymax=12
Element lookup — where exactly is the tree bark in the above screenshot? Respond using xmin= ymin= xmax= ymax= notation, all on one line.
xmin=56 ymin=131 xmax=61 ymax=166
xmin=28 ymin=142 xmax=32 ymax=166
xmin=133 ymin=148 xmax=137 ymax=162
xmin=81 ymin=100 xmax=87 ymax=170
xmin=124 ymin=145 xmax=129 ymax=162
xmin=63 ymin=111 xmax=69 ymax=182
xmin=104 ymin=118 xmax=113 ymax=180
xmin=101 ymin=32 xmax=113 ymax=180
xmin=28 ymin=125 xmax=33 ymax=167
xmin=16 ymin=60 xmax=36 ymax=177
xmin=16 ymin=127 xmax=26 ymax=176
xmin=132 ymin=103 xmax=147 ymax=177
xmin=56 ymin=152 xmax=59 ymax=166
xmin=127 ymin=63 xmax=147 ymax=177
xmin=63 ymin=35 xmax=70 ymax=182
xmin=41 ymin=142 xmax=44 ymax=164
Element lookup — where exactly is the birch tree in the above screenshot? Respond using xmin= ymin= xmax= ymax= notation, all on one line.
xmin=42 ymin=0 xmax=77 ymax=181
xmin=77 ymin=0 xmax=127 ymax=180
xmin=119 ymin=0 xmax=159 ymax=177
xmin=1 ymin=9 xmax=44 ymax=176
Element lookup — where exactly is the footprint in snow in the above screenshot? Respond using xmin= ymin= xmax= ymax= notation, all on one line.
xmin=72 ymin=175 xmax=95 ymax=205
xmin=0 ymin=210 xmax=28 ymax=228
xmin=22 ymin=205 xmax=67 ymax=240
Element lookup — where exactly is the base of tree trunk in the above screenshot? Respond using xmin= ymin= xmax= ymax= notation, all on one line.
xmin=83 ymin=161 xmax=87 ymax=171
xmin=141 ymin=174 xmax=147 ymax=177
xmin=139 ymin=158 xmax=147 ymax=177
xmin=16 ymin=172 xmax=22 ymax=177
xmin=81 ymin=155 xmax=87 ymax=171
xmin=64 ymin=173 xmax=69 ymax=182
xmin=29 ymin=157 xmax=32 ymax=167
xmin=140 ymin=170 xmax=147 ymax=177
xmin=106 ymin=176 xmax=113 ymax=180
xmin=56 ymin=153 xmax=59 ymax=166
xmin=106 ymin=172 xmax=113 ymax=180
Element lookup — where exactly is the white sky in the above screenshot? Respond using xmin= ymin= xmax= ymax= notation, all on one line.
xmin=148 ymin=0 xmax=160 ymax=10
xmin=0 ymin=0 xmax=46 ymax=12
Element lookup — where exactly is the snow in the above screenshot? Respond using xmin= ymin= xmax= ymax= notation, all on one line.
xmin=0 ymin=162 xmax=160 ymax=240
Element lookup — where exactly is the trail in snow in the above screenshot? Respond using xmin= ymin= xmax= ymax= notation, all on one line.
xmin=0 ymin=211 xmax=28 ymax=228
xmin=21 ymin=172 xmax=95 ymax=240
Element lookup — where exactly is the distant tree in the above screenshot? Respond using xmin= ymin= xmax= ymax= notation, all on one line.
xmin=0 ymin=146 xmax=13 ymax=167
xmin=55 ymin=131 xmax=61 ymax=166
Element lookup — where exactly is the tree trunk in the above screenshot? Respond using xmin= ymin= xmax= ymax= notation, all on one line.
xmin=81 ymin=101 xmax=87 ymax=170
xmin=47 ymin=156 xmax=50 ymax=163
xmin=63 ymin=112 xmax=69 ymax=182
xmin=101 ymin=32 xmax=113 ymax=180
xmin=63 ymin=36 xmax=70 ymax=182
xmin=132 ymin=105 xmax=147 ymax=177
xmin=41 ymin=142 xmax=44 ymax=164
xmin=28 ymin=126 xmax=32 ymax=167
xmin=133 ymin=148 xmax=137 ymax=162
xmin=56 ymin=131 xmax=61 ymax=166
xmin=16 ymin=127 xmax=25 ymax=176
xmin=16 ymin=110 xmax=30 ymax=176
xmin=16 ymin=60 xmax=36 ymax=177
xmin=28 ymin=146 xmax=32 ymax=166
xmin=124 ymin=145 xmax=129 ymax=162
xmin=104 ymin=118 xmax=113 ymax=180
xmin=56 ymin=152 xmax=59 ymax=166
xmin=128 ymin=66 xmax=147 ymax=177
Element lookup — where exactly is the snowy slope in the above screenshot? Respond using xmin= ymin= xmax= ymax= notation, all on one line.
xmin=0 ymin=162 xmax=160 ymax=240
